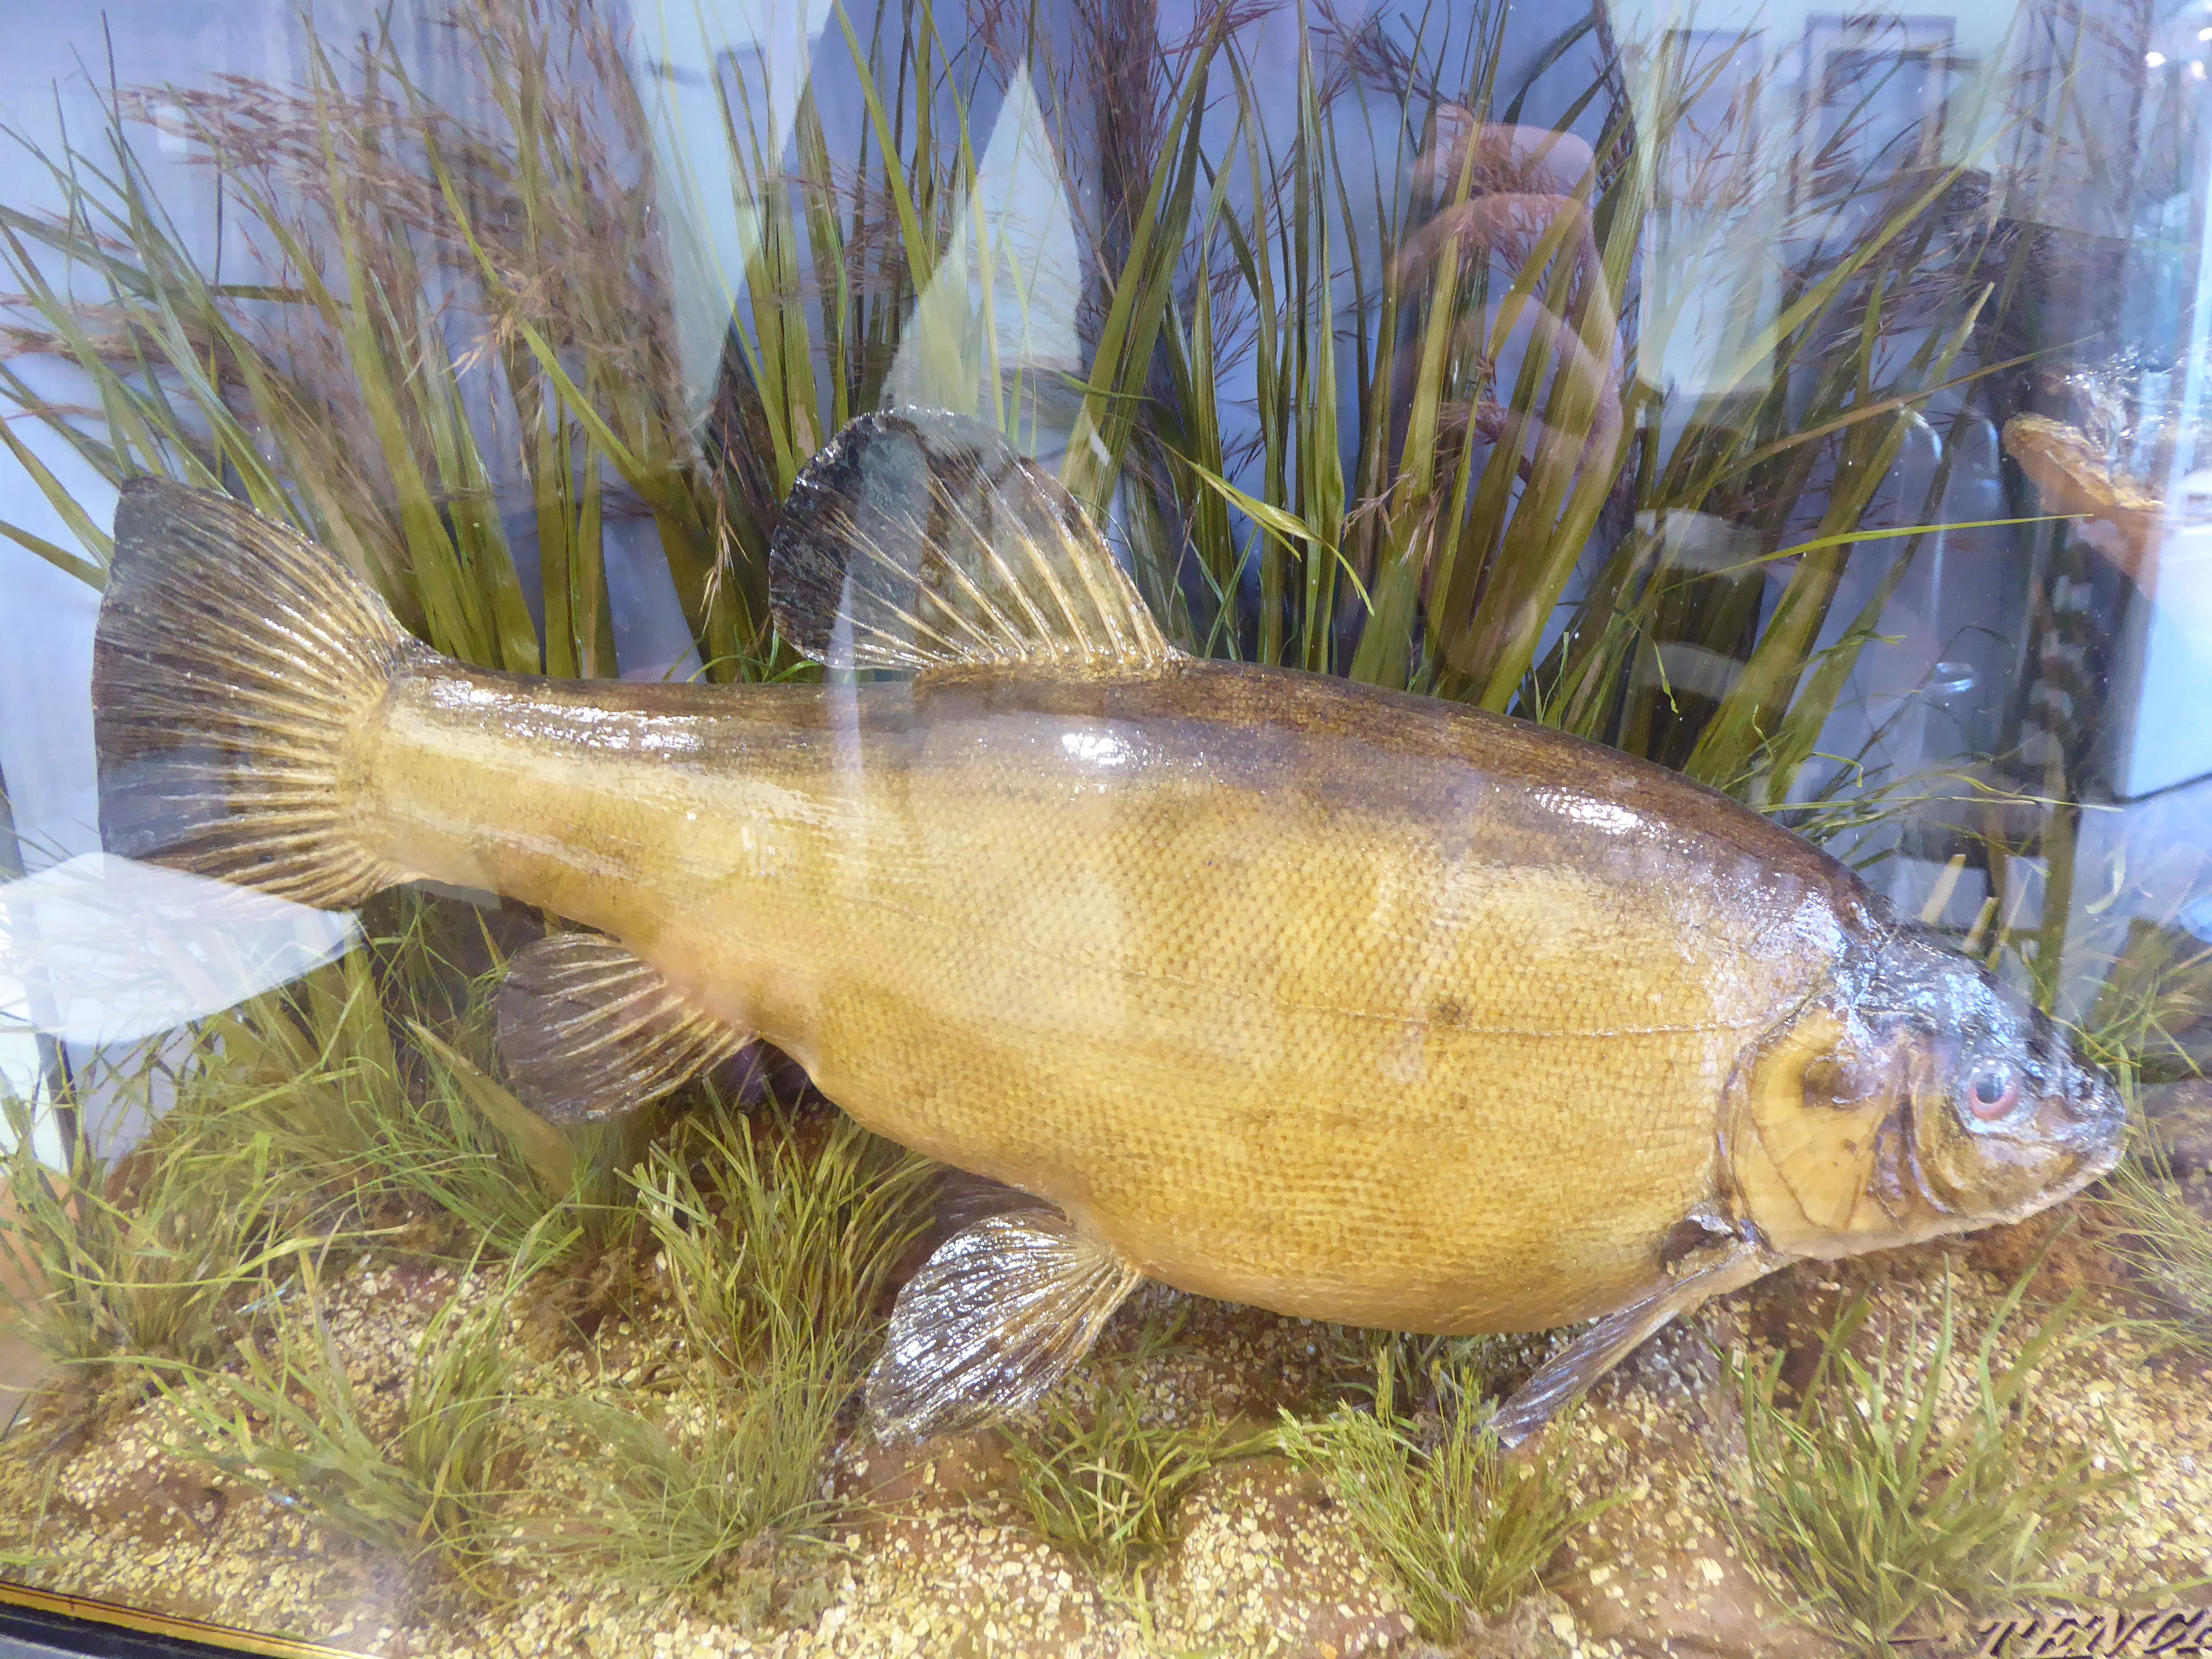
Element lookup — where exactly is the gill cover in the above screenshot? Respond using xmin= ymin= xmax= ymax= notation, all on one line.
xmin=1728 ymin=928 xmax=2125 ymax=1259
xmin=1730 ymin=999 xmax=1930 ymax=1256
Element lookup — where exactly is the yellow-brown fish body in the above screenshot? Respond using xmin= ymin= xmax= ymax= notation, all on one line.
xmin=365 ymin=656 xmax=1863 ymax=1333
xmin=90 ymin=410 xmax=2127 ymax=1439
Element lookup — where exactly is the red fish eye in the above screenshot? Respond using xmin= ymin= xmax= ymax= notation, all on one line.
xmin=1967 ymin=1063 xmax=2021 ymax=1120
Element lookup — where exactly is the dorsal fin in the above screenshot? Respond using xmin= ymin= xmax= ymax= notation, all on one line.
xmin=495 ymin=932 xmax=752 ymax=1123
xmin=769 ymin=409 xmax=1177 ymax=674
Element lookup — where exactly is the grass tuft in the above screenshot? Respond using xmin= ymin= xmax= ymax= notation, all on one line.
xmin=1728 ymin=1272 xmax=2127 ymax=1655
xmin=1003 ymin=1396 xmax=1235 ymax=1583
xmin=633 ymin=1104 xmax=937 ymax=1378
xmin=1272 ymin=1368 xmax=1604 ymax=1640
xmin=523 ymin=1104 xmax=932 ymax=1604
xmin=184 ymin=898 xmax=640 ymax=1262
xmin=2095 ymin=1140 xmax=2212 ymax=1348
xmin=158 ymin=1253 xmax=528 ymax=1580
xmin=547 ymin=1361 xmax=844 ymax=1608
xmin=1324 ymin=1326 xmax=1548 ymax=1423
xmin=998 ymin=1316 xmax=1244 ymax=1582
xmin=0 ymin=1099 xmax=325 ymax=1378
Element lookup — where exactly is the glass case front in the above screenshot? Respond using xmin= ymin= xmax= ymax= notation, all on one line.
xmin=0 ymin=0 xmax=2208 ymax=1651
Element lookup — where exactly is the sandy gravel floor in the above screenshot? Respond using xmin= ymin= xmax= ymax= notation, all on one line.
xmin=1 ymin=1198 xmax=2208 ymax=1658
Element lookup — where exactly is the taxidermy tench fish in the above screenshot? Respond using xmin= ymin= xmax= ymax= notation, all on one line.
xmin=91 ymin=411 xmax=2125 ymax=1444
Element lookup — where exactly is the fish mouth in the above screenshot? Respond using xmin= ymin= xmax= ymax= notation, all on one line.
xmin=2026 ymin=1042 xmax=2128 ymax=1194
xmin=1978 ymin=1089 xmax=2127 ymax=1229
xmin=2058 ymin=1063 xmax=2130 ymax=1172
xmin=2049 ymin=1132 xmax=2124 ymax=1205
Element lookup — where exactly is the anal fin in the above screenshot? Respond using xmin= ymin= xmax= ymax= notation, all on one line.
xmin=867 ymin=1208 xmax=1142 ymax=1439
xmin=495 ymin=932 xmax=751 ymax=1124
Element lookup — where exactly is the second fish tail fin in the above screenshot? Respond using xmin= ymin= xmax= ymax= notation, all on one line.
xmin=93 ymin=478 xmax=421 ymax=909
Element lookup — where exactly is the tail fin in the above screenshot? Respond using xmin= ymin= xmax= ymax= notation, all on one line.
xmin=93 ymin=479 xmax=418 ymax=909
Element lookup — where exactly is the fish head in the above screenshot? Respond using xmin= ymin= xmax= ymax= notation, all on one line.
xmin=1728 ymin=927 xmax=2125 ymax=1260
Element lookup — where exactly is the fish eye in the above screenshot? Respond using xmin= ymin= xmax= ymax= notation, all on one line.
xmin=1965 ymin=1060 xmax=2022 ymax=1121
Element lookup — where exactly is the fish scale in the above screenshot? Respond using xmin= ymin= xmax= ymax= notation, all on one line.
xmin=372 ymin=668 xmax=1814 ymax=1336
xmin=88 ymin=410 xmax=2127 ymax=1444
xmin=352 ymin=664 xmax=1820 ymax=1328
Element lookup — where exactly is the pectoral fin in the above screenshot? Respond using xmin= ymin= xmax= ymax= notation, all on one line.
xmin=866 ymin=1209 xmax=1142 ymax=1439
xmin=494 ymin=933 xmax=751 ymax=1123
xmin=1488 ymin=1235 xmax=1785 ymax=1448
